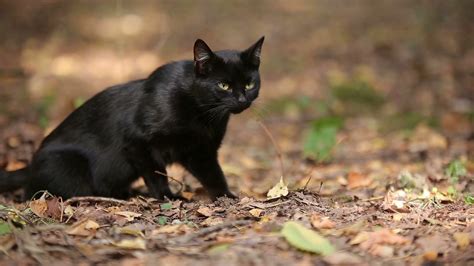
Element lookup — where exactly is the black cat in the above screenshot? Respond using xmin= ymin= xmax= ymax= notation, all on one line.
xmin=0 ymin=37 xmax=264 ymax=201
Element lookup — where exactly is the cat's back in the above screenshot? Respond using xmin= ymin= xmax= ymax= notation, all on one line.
xmin=41 ymin=79 xmax=146 ymax=147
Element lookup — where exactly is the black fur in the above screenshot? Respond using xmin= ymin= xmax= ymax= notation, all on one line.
xmin=0 ymin=37 xmax=264 ymax=201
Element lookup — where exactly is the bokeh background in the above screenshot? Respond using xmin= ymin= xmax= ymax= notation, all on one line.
xmin=1 ymin=0 xmax=473 ymax=197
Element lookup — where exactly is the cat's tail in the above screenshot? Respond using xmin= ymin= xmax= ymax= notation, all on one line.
xmin=0 ymin=167 xmax=29 ymax=192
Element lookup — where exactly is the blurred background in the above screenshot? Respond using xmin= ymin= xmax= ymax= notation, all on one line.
xmin=0 ymin=0 xmax=472 ymax=197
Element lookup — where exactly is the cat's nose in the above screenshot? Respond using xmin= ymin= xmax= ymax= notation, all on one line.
xmin=238 ymin=94 xmax=247 ymax=103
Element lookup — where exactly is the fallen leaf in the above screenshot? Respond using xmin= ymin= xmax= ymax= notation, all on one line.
xmin=416 ymin=234 xmax=449 ymax=255
xmin=249 ymin=208 xmax=263 ymax=218
xmin=64 ymin=205 xmax=74 ymax=217
xmin=453 ymin=232 xmax=470 ymax=250
xmin=160 ymin=203 xmax=173 ymax=210
xmin=157 ymin=216 xmax=168 ymax=225
xmin=0 ymin=221 xmax=11 ymax=235
xmin=201 ymin=217 xmax=224 ymax=227
xmin=267 ymin=176 xmax=289 ymax=199
xmin=45 ymin=197 xmax=62 ymax=219
xmin=152 ymin=224 xmax=190 ymax=235
xmin=117 ymin=226 xmax=145 ymax=237
xmin=207 ymin=243 xmax=230 ymax=255
xmin=5 ymin=160 xmax=26 ymax=171
xmin=115 ymin=211 xmax=142 ymax=222
xmin=323 ymin=252 xmax=362 ymax=265
xmin=350 ymin=231 xmax=369 ymax=245
xmin=423 ymin=251 xmax=438 ymax=261
xmin=181 ymin=192 xmax=194 ymax=201
xmin=113 ymin=238 xmax=146 ymax=250
xmin=347 ymin=172 xmax=372 ymax=189
xmin=29 ymin=197 xmax=48 ymax=218
xmin=351 ymin=229 xmax=409 ymax=257
xmin=66 ymin=219 xmax=100 ymax=236
xmin=381 ymin=190 xmax=410 ymax=212
xmin=371 ymin=245 xmax=394 ymax=257
xmin=340 ymin=219 xmax=366 ymax=236
xmin=281 ymin=221 xmax=335 ymax=256
xmin=310 ymin=214 xmax=336 ymax=229
xmin=84 ymin=220 xmax=100 ymax=230
xmin=197 ymin=207 xmax=213 ymax=217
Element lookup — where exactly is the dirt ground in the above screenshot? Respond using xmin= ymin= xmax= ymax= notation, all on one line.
xmin=1 ymin=1 xmax=473 ymax=265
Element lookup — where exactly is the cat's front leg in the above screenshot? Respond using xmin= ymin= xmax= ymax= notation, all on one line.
xmin=181 ymin=154 xmax=237 ymax=200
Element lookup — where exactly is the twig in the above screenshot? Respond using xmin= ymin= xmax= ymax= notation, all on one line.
xmin=154 ymin=170 xmax=184 ymax=194
xmin=303 ymin=176 xmax=313 ymax=191
xmin=169 ymin=220 xmax=252 ymax=245
xmin=253 ymin=115 xmax=285 ymax=179
xmin=65 ymin=196 xmax=130 ymax=205
xmin=360 ymin=196 xmax=385 ymax=202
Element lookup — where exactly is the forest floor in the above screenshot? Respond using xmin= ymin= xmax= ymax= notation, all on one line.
xmin=0 ymin=110 xmax=473 ymax=266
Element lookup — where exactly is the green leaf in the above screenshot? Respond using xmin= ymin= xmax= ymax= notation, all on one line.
xmin=160 ymin=203 xmax=173 ymax=210
xmin=281 ymin=221 xmax=335 ymax=256
xmin=465 ymin=195 xmax=474 ymax=205
xmin=157 ymin=216 xmax=168 ymax=225
xmin=303 ymin=116 xmax=343 ymax=162
xmin=445 ymin=160 xmax=467 ymax=183
xmin=0 ymin=221 xmax=12 ymax=235
xmin=207 ymin=243 xmax=230 ymax=255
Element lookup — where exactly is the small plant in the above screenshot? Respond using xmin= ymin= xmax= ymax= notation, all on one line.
xmin=331 ymin=78 xmax=385 ymax=115
xmin=303 ymin=116 xmax=343 ymax=162
xmin=445 ymin=160 xmax=467 ymax=183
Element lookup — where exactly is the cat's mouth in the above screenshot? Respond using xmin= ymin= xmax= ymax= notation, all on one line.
xmin=230 ymin=102 xmax=251 ymax=114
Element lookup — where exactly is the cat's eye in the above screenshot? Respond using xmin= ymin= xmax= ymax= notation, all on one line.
xmin=217 ymin=82 xmax=230 ymax=91
xmin=245 ymin=82 xmax=255 ymax=90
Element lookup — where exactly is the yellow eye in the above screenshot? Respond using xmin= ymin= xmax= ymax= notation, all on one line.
xmin=218 ymin=82 xmax=230 ymax=91
xmin=245 ymin=82 xmax=255 ymax=90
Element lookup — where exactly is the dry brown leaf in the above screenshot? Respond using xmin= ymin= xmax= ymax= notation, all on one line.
xmin=5 ymin=160 xmax=26 ymax=171
xmin=416 ymin=234 xmax=449 ymax=254
xmin=66 ymin=219 xmax=100 ymax=236
xmin=249 ymin=208 xmax=263 ymax=218
xmin=201 ymin=217 xmax=224 ymax=227
xmin=371 ymin=245 xmax=394 ymax=257
xmin=152 ymin=224 xmax=190 ymax=235
xmin=181 ymin=191 xmax=194 ymax=201
xmin=351 ymin=229 xmax=409 ymax=257
xmin=323 ymin=252 xmax=362 ymax=265
xmin=45 ymin=197 xmax=62 ymax=219
xmin=350 ymin=231 xmax=369 ymax=245
xmin=197 ymin=207 xmax=213 ymax=217
xmin=29 ymin=197 xmax=48 ymax=218
xmin=113 ymin=238 xmax=146 ymax=250
xmin=115 ymin=211 xmax=142 ymax=222
xmin=347 ymin=172 xmax=372 ymax=189
xmin=340 ymin=219 xmax=366 ymax=236
xmin=310 ymin=214 xmax=336 ymax=229
xmin=453 ymin=232 xmax=470 ymax=250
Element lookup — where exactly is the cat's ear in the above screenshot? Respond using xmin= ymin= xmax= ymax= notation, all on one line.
xmin=194 ymin=39 xmax=215 ymax=75
xmin=242 ymin=36 xmax=265 ymax=67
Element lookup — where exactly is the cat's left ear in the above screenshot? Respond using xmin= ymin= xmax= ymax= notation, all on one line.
xmin=194 ymin=39 xmax=215 ymax=75
xmin=242 ymin=36 xmax=265 ymax=67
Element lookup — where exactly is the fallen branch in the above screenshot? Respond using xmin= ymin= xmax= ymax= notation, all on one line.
xmin=169 ymin=220 xmax=252 ymax=245
xmin=65 ymin=196 xmax=130 ymax=205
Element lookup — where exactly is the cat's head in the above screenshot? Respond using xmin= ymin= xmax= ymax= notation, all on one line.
xmin=193 ymin=37 xmax=264 ymax=114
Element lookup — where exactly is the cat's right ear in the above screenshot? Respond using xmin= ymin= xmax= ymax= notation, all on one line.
xmin=194 ymin=39 xmax=214 ymax=75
